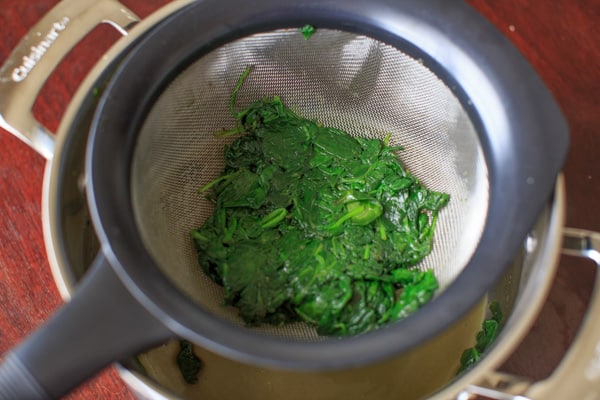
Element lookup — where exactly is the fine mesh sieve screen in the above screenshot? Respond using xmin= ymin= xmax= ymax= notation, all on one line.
xmin=131 ymin=29 xmax=489 ymax=340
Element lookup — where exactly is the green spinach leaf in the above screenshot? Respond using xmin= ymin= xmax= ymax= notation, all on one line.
xmin=191 ymin=67 xmax=450 ymax=336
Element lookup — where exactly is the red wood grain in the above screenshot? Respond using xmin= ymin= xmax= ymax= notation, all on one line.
xmin=0 ymin=0 xmax=599 ymax=398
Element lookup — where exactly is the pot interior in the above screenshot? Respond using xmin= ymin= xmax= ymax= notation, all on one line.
xmin=48 ymin=21 xmax=558 ymax=400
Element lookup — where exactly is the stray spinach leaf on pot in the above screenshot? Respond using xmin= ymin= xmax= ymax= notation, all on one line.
xmin=177 ymin=340 xmax=203 ymax=384
xmin=190 ymin=66 xmax=450 ymax=336
xmin=457 ymin=302 xmax=504 ymax=374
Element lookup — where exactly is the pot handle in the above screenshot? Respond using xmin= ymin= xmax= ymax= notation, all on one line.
xmin=456 ymin=228 xmax=600 ymax=400
xmin=0 ymin=254 xmax=172 ymax=399
xmin=0 ymin=0 xmax=139 ymax=160
xmin=522 ymin=228 xmax=600 ymax=399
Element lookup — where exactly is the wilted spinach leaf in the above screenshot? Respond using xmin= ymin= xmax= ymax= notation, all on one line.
xmin=177 ymin=340 xmax=203 ymax=384
xmin=191 ymin=66 xmax=450 ymax=336
xmin=457 ymin=302 xmax=503 ymax=374
xmin=300 ymin=24 xmax=316 ymax=40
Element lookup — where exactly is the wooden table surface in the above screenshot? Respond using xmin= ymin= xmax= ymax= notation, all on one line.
xmin=0 ymin=0 xmax=598 ymax=398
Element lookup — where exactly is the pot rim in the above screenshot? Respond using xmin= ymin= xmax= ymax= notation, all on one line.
xmin=41 ymin=0 xmax=566 ymax=396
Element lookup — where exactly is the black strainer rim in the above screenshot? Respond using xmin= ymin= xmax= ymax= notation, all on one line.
xmin=87 ymin=0 xmax=568 ymax=370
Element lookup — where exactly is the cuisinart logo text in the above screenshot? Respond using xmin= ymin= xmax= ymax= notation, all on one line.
xmin=12 ymin=17 xmax=70 ymax=82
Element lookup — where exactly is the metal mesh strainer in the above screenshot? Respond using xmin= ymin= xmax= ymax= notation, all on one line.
xmin=0 ymin=1 xmax=570 ymax=397
xmin=131 ymin=29 xmax=489 ymax=340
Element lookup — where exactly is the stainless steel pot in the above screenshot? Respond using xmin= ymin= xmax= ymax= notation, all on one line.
xmin=1 ymin=0 xmax=599 ymax=399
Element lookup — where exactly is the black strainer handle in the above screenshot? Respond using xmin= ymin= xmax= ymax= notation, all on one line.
xmin=0 ymin=254 xmax=172 ymax=399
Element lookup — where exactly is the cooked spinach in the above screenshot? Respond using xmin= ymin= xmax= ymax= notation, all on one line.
xmin=177 ymin=340 xmax=203 ymax=384
xmin=457 ymin=302 xmax=503 ymax=374
xmin=191 ymin=66 xmax=449 ymax=336
xmin=300 ymin=24 xmax=316 ymax=40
